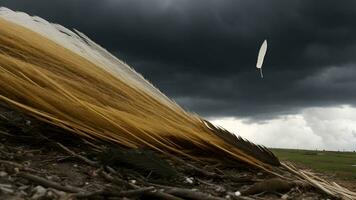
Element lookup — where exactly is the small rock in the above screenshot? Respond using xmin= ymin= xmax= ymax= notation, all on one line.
xmin=215 ymin=186 xmax=226 ymax=193
xmin=257 ymin=172 xmax=263 ymax=176
xmin=281 ymin=194 xmax=289 ymax=199
xmin=46 ymin=190 xmax=55 ymax=198
xmin=0 ymin=171 xmax=8 ymax=177
xmin=48 ymin=189 xmax=66 ymax=198
xmin=129 ymin=180 xmax=136 ymax=184
xmin=46 ymin=175 xmax=60 ymax=182
xmin=14 ymin=167 xmax=20 ymax=173
xmin=234 ymin=191 xmax=241 ymax=196
xmin=185 ymin=177 xmax=194 ymax=184
xmin=31 ymin=185 xmax=46 ymax=199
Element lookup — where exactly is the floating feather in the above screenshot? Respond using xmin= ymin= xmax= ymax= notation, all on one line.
xmin=256 ymin=39 xmax=267 ymax=78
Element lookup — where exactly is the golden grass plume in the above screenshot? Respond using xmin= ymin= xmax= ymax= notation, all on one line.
xmin=0 ymin=8 xmax=278 ymax=171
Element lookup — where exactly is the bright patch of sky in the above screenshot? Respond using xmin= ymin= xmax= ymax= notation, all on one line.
xmin=209 ymin=105 xmax=356 ymax=151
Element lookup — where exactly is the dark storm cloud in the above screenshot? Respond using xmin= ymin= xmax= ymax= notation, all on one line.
xmin=2 ymin=0 xmax=356 ymax=119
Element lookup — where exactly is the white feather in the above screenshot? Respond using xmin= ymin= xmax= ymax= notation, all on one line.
xmin=0 ymin=7 xmax=176 ymax=108
xmin=256 ymin=40 xmax=267 ymax=69
xmin=256 ymin=40 xmax=267 ymax=78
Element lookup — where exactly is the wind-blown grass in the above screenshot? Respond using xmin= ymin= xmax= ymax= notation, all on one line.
xmin=0 ymin=16 xmax=275 ymax=171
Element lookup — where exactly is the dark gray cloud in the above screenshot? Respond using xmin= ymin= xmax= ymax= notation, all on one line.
xmin=2 ymin=0 xmax=356 ymax=119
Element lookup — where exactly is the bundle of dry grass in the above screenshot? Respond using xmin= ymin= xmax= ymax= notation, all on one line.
xmin=0 ymin=7 xmax=277 ymax=171
xmin=0 ymin=8 xmax=354 ymax=199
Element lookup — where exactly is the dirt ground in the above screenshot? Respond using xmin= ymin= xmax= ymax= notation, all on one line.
xmin=0 ymin=107 xmax=338 ymax=200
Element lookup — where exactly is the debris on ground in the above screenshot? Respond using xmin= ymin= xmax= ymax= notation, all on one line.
xmin=0 ymin=107 xmax=343 ymax=200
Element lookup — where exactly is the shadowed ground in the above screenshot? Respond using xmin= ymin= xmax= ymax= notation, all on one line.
xmin=0 ymin=108 xmax=333 ymax=200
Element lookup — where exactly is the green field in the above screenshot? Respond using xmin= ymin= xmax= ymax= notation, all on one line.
xmin=272 ymin=149 xmax=356 ymax=182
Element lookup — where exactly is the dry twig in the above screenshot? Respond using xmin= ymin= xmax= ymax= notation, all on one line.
xmin=57 ymin=142 xmax=99 ymax=167
xmin=72 ymin=186 xmax=155 ymax=198
xmin=17 ymin=172 xmax=83 ymax=193
xmin=101 ymin=170 xmax=184 ymax=200
xmin=0 ymin=159 xmax=43 ymax=174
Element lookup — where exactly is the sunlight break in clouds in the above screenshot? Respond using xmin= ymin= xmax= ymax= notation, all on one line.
xmin=210 ymin=105 xmax=356 ymax=151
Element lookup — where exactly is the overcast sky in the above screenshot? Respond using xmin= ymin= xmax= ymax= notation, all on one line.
xmin=2 ymin=0 xmax=356 ymax=151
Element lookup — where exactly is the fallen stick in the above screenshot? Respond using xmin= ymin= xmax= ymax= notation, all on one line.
xmin=0 ymin=159 xmax=26 ymax=169
xmin=149 ymin=183 xmax=226 ymax=200
xmin=72 ymin=186 xmax=155 ymax=198
xmin=101 ymin=171 xmax=134 ymax=188
xmin=234 ymin=196 xmax=257 ymax=200
xmin=101 ymin=170 xmax=184 ymax=200
xmin=0 ymin=159 xmax=43 ymax=174
xmin=164 ymin=187 xmax=226 ymax=200
xmin=17 ymin=172 xmax=82 ymax=193
xmin=167 ymin=155 xmax=260 ymax=183
xmin=57 ymin=142 xmax=99 ymax=167
xmin=0 ymin=183 xmax=14 ymax=194
xmin=148 ymin=189 xmax=186 ymax=200
xmin=240 ymin=178 xmax=295 ymax=196
xmin=118 ymin=186 xmax=155 ymax=197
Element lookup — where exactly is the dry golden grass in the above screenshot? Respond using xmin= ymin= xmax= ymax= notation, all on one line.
xmin=0 ymin=18 xmax=273 ymax=171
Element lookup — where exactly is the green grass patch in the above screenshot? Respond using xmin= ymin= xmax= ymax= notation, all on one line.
xmin=272 ymin=148 xmax=356 ymax=182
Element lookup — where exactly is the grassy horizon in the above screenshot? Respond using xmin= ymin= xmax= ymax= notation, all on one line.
xmin=272 ymin=148 xmax=356 ymax=183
